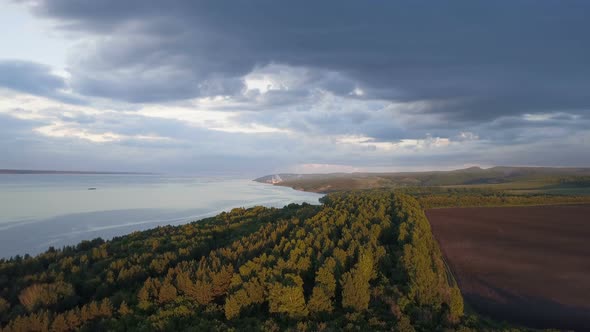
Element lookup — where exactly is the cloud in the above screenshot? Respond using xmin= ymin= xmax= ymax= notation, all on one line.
xmin=18 ymin=1 xmax=590 ymax=120
xmin=0 ymin=60 xmax=83 ymax=104
xmin=287 ymin=163 xmax=363 ymax=174
xmin=0 ymin=60 xmax=63 ymax=91
xmin=0 ymin=1 xmax=589 ymax=173
xmin=33 ymin=121 xmax=173 ymax=143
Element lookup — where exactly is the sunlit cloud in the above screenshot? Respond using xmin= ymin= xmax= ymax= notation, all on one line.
xmin=287 ymin=163 xmax=363 ymax=174
xmin=335 ymin=135 xmax=452 ymax=151
xmin=34 ymin=122 xmax=172 ymax=143
xmin=209 ymin=123 xmax=290 ymax=134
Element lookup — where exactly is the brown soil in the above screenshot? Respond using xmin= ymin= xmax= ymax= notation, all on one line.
xmin=426 ymin=205 xmax=590 ymax=331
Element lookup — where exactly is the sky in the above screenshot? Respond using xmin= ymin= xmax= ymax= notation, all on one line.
xmin=0 ymin=1 xmax=589 ymax=176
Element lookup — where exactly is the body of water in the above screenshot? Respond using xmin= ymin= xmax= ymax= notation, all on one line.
xmin=0 ymin=174 xmax=322 ymax=259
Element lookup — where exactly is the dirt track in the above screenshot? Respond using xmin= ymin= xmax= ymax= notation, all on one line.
xmin=426 ymin=205 xmax=590 ymax=331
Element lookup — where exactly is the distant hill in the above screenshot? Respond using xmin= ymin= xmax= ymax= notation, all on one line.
xmin=255 ymin=166 xmax=590 ymax=193
xmin=0 ymin=169 xmax=153 ymax=175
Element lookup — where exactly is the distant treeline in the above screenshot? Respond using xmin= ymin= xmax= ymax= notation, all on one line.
xmin=0 ymin=190 xmax=549 ymax=331
xmin=400 ymin=187 xmax=590 ymax=209
xmin=557 ymin=176 xmax=590 ymax=187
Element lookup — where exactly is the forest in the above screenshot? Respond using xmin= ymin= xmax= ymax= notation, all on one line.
xmin=0 ymin=190 xmax=574 ymax=331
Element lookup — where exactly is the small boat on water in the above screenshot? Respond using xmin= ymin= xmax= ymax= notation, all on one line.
xmin=87 ymin=188 xmax=97 ymax=190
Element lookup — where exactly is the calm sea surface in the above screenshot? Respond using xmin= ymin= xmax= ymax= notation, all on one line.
xmin=0 ymin=174 xmax=322 ymax=258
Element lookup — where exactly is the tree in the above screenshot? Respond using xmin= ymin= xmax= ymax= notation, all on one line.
xmin=192 ymin=281 xmax=214 ymax=305
xmin=396 ymin=315 xmax=416 ymax=332
xmin=177 ymin=271 xmax=214 ymax=305
xmin=28 ymin=311 xmax=50 ymax=331
xmin=18 ymin=282 xmax=75 ymax=312
xmin=224 ymin=289 xmax=248 ymax=320
xmin=315 ymin=259 xmax=337 ymax=294
xmin=341 ymin=251 xmax=374 ymax=311
xmin=158 ymin=281 xmax=178 ymax=304
xmin=268 ymin=276 xmax=308 ymax=318
xmin=80 ymin=304 xmax=91 ymax=322
xmin=137 ymin=289 xmax=151 ymax=310
xmin=447 ymin=286 xmax=464 ymax=323
xmin=308 ymin=259 xmax=337 ymax=314
xmin=99 ymin=298 xmax=113 ymax=318
xmin=0 ymin=297 xmax=10 ymax=314
xmin=307 ymin=287 xmax=333 ymax=313
xmin=18 ymin=284 xmax=44 ymax=311
xmin=51 ymin=313 xmax=68 ymax=332
xmin=243 ymin=279 xmax=265 ymax=305
xmin=65 ymin=309 xmax=81 ymax=329
xmin=87 ymin=301 xmax=100 ymax=320
xmin=118 ymin=301 xmax=132 ymax=316
xmin=211 ymin=265 xmax=234 ymax=297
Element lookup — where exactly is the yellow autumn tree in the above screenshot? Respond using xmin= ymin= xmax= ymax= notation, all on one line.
xmin=118 ymin=301 xmax=132 ymax=316
xmin=158 ymin=281 xmax=178 ymax=304
xmin=51 ymin=313 xmax=68 ymax=332
xmin=268 ymin=275 xmax=308 ymax=318
xmin=341 ymin=250 xmax=374 ymax=311
xmin=308 ymin=258 xmax=337 ymax=314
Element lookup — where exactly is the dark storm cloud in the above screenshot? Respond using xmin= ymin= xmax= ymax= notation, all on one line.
xmin=21 ymin=0 xmax=590 ymax=122
xmin=0 ymin=60 xmax=84 ymax=104
xmin=0 ymin=61 xmax=60 ymax=98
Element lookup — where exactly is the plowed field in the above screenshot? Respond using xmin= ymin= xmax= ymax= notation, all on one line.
xmin=426 ymin=205 xmax=590 ymax=331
